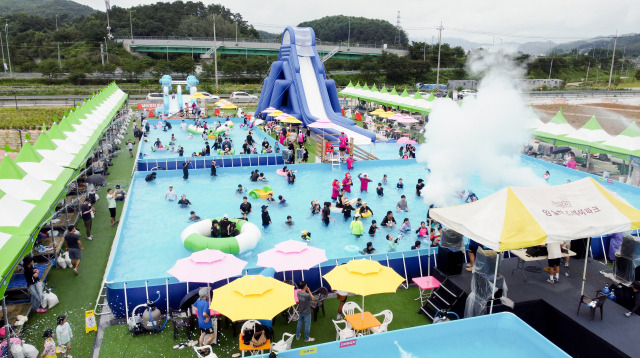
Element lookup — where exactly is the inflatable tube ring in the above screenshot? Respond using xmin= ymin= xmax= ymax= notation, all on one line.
xmin=276 ymin=169 xmax=287 ymax=176
xmin=181 ymin=218 xmax=261 ymax=254
xmin=361 ymin=210 xmax=373 ymax=218
xmin=249 ymin=186 xmax=273 ymax=199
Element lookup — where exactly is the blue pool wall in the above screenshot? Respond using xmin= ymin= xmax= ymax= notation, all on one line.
xmin=136 ymin=152 xmax=285 ymax=171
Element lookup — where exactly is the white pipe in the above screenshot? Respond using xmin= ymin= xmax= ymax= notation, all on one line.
xmin=318 ymin=265 xmax=323 ymax=288
xmin=489 ymin=251 xmax=500 ymax=314
xmin=417 ymin=250 xmax=423 ymax=277
xmin=401 ymin=253 xmax=409 ymax=289
xmin=145 ymin=281 xmax=149 ymax=302
xmin=124 ymin=282 xmax=129 ymax=322
xmin=600 ymin=236 xmax=608 ymax=264
xmin=166 ymin=278 xmax=170 ymax=313
xmin=581 ymin=236 xmax=592 ymax=296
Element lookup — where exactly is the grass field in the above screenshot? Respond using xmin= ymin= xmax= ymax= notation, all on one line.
xmin=0 ymin=107 xmax=69 ymax=130
xmin=17 ymin=117 xmax=138 ymax=357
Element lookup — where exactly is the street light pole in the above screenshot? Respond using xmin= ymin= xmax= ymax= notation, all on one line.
xmin=104 ymin=37 xmax=109 ymax=64
xmin=235 ymin=21 xmax=238 ymax=44
xmin=347 ymin=17 xmax=350 ymax=49
xmin=5 ymin=22 xmax=12 ymax=77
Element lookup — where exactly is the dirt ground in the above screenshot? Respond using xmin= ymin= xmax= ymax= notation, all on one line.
xmin=533 ymin=103 xmax=640 ymax=135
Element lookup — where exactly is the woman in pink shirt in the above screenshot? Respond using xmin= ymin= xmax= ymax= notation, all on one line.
xmin=358 ymin=173 xmax=372 ymax=192
xmin=342 ymin=173 xmax=353 ymax=193
xmin=566 ymin=157 xmax=577 ymax=169
xmin=331 ymin=179 xmax=340 ymax=200
xmin=346 ymin=154 xmax=354 ymax=170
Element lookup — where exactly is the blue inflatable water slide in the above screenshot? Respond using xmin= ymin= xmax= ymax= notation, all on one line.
xmin=254 ymin=27 xmax=376 ymax=144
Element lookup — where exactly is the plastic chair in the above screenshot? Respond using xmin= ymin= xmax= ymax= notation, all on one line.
xmin=169 ymin=308 xmax=193 ymax=340
xmin=342 ymin=301 xmax=363 ymax=316
xmin=240 ymin=320 xmax=260 ymax=334
xmin=193 ymin=345 xmax=217 ymax=358
xmin=577 ymin=292 xmax=607 ymax=321
xmin=369 ymin=310 xmax=393 ymax=334
xmin=271 ymin=332 xmax=295 ymax=353
xmin=324 ymin=142 xmax=335 ymax=157
xmin=332 ymin=319 xmax=356 ymax=341
xmin=310 ymin=287 xmax=328 ymax=321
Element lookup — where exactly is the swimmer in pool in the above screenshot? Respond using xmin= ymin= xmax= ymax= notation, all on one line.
xmin=301 ymin=230 xmax=312 ymax=242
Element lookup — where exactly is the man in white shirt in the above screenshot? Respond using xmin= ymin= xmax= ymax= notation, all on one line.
xmin=165 ymin=185 xmax=177 ymax=201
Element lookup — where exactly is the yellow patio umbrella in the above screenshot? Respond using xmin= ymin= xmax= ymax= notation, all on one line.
xmin=378 ymin=111 xmax=396 ymax=118
xmin=267 ymin=110 xmax=284 ymax=117
xmin=214 ymin=99 xmax=227 ymax=106
xmin=323 ymin=259 xmax=404 ymax=317
xmin=220 ymin=103 xmax=238 ymax=110
xmin=370 ymin=108 xmax=386 ymax=114
xmin=209 ymin=275 xmax=296 ymax=321
xmin=190 ymin=93 xmax=208 ymax=99
xmin=279 ymin=117 xmax=302 ymax=124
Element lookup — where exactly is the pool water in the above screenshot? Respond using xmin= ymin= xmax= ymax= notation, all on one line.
xmin=260 ymin=312 xmax=569 ymax=358
xmin=372 ymin=142 xmax=420 ymax=160
xmin=139 ymin=118 xmax=277 ymax=159
xmin=106 ymin=156 xmax=640 ymax=287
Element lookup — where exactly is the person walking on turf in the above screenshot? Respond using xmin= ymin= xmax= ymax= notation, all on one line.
xmin=295 ymin=281 xmax=315 ymax=342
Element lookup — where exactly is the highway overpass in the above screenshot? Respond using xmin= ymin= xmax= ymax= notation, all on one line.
xmin=118 ymin=37 xmax=409 ymax=61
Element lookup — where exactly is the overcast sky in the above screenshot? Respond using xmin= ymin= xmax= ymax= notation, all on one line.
xmin=82 ymin=0 xmax=639 ymax=44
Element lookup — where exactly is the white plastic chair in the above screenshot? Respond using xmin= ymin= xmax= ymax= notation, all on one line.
xmin=271 ymin=332 xmax=295 ymax=353
xmin=240 ymin=320 xmax=260 ymax=333
xmin=194 ymin=345 xmax=217 ymax=358
xmin=342 ymin=301 xmax=363 ymax=316
xmin=332 ymin=319 xmax=356 ymax=341
xmin=369 ymin=310 xmax=393 ymax=334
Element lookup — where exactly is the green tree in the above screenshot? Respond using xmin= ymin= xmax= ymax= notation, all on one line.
xmin=122 ymin=56 xmax=152 ymax=80
xmin=38 ymin=58 xmax=63 ymax=81
xmin=172 ymin=55 xmax=196 ymax=77
xmin=221 ymin=57 xmax=245 ymax=83
xmin=152 ymin=60 xmax=172 ymax=78
xmin=245 ymin=57 xmax=269 ymax=78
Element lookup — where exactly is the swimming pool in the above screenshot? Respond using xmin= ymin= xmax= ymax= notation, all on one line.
xmin=257 ymin=312 xmax=569 ymax=358
xmin=372 ymin=142 xmax=420 ymax=160
xmin=139 ymin=117 xmax=277 ymax=159
xmin=104 ymin=155 xmax=640 ymax=316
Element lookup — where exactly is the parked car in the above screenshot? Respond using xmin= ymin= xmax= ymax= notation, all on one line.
xmin=146 ymin=92 xmax=163 ymax=101
xmin=460 ymin=89 xmax=477 ymax=97
xmin=196 ymin=92 xmax=220 ymax=101
xmin=230 ymin=91 xmax=258 ymax=103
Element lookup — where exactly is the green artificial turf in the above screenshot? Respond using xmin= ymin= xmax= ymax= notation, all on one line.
xmin=18 ymin=118 xmax=139 ymax=357
xmin=100 ymin=288 xmax=431 ymax=357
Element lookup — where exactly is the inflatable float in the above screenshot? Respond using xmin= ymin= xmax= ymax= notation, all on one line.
xmin=217 ymin=149 xmax=236 ymax=155
xmin=276 ymin=169 xmax=286 ymax=176
xmin=181 ymin=218 xmax=261 ymax=254
xmin=249 ymin=186 xmax=273 ymax=199
xmin=209 ymin=122 xmax=234 ymax=136
xmin=187 ymin=125 xmax=204 ymax=134
xmin=330 ymin=198 xmax=359 ymax=213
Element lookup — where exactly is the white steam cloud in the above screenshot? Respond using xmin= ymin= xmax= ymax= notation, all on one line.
xmin=416 ymin=51 xmax=545 ymax=207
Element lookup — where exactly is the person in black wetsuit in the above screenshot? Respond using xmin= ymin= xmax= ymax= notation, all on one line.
xmin=261 ymin=205 xmax=271 ymax=227
xmin=219 ymin=214 xmax=231 ymax=237
xmin=210 ymin=159 xmax=218 ymax=176
xmin=183 ymin=160 xmax=191 ymax=179
xmin=210 ymin=220 xmax=220 ymax=238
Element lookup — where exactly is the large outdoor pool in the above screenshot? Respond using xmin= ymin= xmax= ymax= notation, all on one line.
xmin=139 ymin=117 xmax=277 ymax=159
xmin=105 ymin=156 xmax=640 ymax=288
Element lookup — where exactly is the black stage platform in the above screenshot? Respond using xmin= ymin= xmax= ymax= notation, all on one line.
xmin=440 ymin=255 xmax=638 ymax=358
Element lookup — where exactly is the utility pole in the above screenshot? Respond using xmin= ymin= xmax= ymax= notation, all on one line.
xmin=5 ymin=22 xmax=12 ymax=77
xmin=100 ymin=43 xmax=104 ymax=66
xmin=235 ymin=20 xmax=238 ymax=44
xmin=548 ymin=52 xmax=553 ymax=79
xmin=423 ymin=37 xmax=426 ymax=61
xmin=585 ymin=59 xmax=590 ymax=84
xmin=104 ymin=37 xmax=109 ymax=64
xmin=347 ymin=17 xmax=350 ymax=48
xmin=130 ymin=9 xmax=134 ymax=40
xmin=55 ymin=15 xmax=61 ymax=68
xmin=608 ymin=31 xmax=619 ymax=89
xmin=0 ymin=29 xmax=5 ymax=73
xmin=213 ymin=13 xmax=219 ymax=92
xmin=435 ymin=21 xmax=443 ymax=88
xmin=105 ymin=0 xmax=112 ymax=39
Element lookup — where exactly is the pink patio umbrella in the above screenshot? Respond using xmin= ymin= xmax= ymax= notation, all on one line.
xmin=308 ymin=118 xmax=340 ymax=137
xmin=389 ymin=113 xmax=405 ymax=121
xmin=396 ymin=137 xmax=417 ymax=145
xmin=167 ymin=248 xmax=247 ymax=284
xmin=257 ymin=240 xmax=328 ymax=280
xmin=261 ymin=107 xmax=277 ymax=114
xmin=395 ymin=116 xmax=419 ymax=124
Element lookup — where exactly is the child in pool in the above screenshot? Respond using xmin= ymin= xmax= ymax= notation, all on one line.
xmin=382 ymin=174 xmax=388 ymax=185
xmin=285 ymin=215 xmax=294 ymax=226
xmin=376 ymin=183 xmax=384 ymax=196
xmin=278 ymin=195 xmax=287 ymax=206
xmin=311 ymin=200 xmax=321 ymax=214
xmin=387 ymin=234 xmax=399 ymax=251
xmin=266 ymin=193 xmax=276 ymax=203
xmin=400 ymin=218 xmax=411 ymax=232
xmin=397 ymin=178 xmax=404 ymax=189
xmin=331 ymin=179 xmax=340 ymax=200
xmin=429 ymin=228 xmax=441 ymax=246
xmin=416 ymin=221 xmax=428 ymax=238
xmin=369 ymin=220 xmax=379 ymax=236
xmin=301 ymin=230 xmax=312 ymax=242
